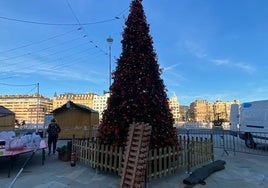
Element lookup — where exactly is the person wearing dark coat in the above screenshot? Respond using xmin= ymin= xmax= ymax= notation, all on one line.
xmin=47 ymin=118 xmax=61 ymax=155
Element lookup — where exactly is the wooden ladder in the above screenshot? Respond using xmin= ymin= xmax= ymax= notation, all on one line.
xmin=120 ymin=122 xmax=152 ymax=188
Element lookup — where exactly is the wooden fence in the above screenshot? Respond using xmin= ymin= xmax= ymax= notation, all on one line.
xmin=72 ymin=135 xmax=214 ymax=181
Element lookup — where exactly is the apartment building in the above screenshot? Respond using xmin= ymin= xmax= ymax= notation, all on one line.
xmin=52 ymin=92 xmax=95 ymax=110
xmin=189 ymin=100 xmax=209 ymax=122
xmin=0 ymin=94 xmax=52 ymax=124
xmin=53 ymin=92 xmax=110 ymax=122
xmin=1 ymin=91 xmax=240 ymax=125
xmin=213 ymin=100 xmax=240 ymax=121
xmin=188 ymin=99 xmax=240 ymax=122
xmin=93 ymin=92 xmax=110 ymax=122
xmin=168 ymin=93 xmax=180 ymax=123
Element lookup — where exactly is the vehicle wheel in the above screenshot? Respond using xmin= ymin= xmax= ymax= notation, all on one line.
xmin=245 ymin=133 xmax=256 ymax=149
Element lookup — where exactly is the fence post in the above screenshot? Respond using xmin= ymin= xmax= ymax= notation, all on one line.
xmin=232 ymin=130 xmax=236 ymax=156
xmin=186 ymin=129 xmax=192 ymax=174
xmin=72 ymin=134 xmax=75 ymax=155
xmin=210 ymin=133 xmax=214 ymax=162
xmin=95 ymin=144 xmax=100 ymax=174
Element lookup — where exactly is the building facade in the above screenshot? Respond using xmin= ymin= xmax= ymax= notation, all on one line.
xmin=0 ymin=91 xmax=240 ymax=126
xmin=188 ymin=99 xmax=240 ymax=122
xmin=168 ymin=93 xmax=180 ymax=123
xmin=213 ymin=100 xmax=240 ymax=121
xmin=0 ymin=94 xmax=52 ymax=124
xmin=189 ymin=100 xmax=209 ymax=122
xmin=93 ymin=92 xmax=110 ymax=122
xmin=52 ymin=92 xmax=95 ymax=110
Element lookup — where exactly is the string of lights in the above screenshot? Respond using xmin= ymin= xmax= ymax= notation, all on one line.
xmin=65 ymin=0 xmax=107 ymax=56
xmin=0 ymin=3 xmax=128 ymax=93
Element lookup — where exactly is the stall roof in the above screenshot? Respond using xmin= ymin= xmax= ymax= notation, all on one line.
xmin=52 ymin=101 xmax=98 ymax=114
xmin=0 ymin=106 xmax=15 ymax=116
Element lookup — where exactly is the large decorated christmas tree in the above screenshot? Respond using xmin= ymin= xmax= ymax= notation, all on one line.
xmin=98 ymin=0 xmax=178 ymax=149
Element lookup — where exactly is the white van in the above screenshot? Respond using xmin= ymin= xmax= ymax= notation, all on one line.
xmin=230 ymin=100 xmax=268 ymax=148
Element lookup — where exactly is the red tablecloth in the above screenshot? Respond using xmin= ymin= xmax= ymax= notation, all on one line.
xmin=0 ymin=140 xmax=47 ymax=157
xmin=0 ymin=140 xmax=47 ymax=177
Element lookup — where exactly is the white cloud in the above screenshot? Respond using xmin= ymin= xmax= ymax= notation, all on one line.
xmin=210 ymin=59 xmax=256 ymax=74
xmin=0 ymin=57 xmax=106 ymax=85
xmin=161 ymin=63 xmax=180 ymax=71
xmin=178 ymin=40 xmax=256 ymax=75
xmin=211 ymin=59 xmax=229 ymax=65
xmin=161 ymin=62 xmax=186 ymax=82
xmin=185 ymin=41 xmax=207 ymax=58
xmin=235 ymin=62 xmax=256 ymax=74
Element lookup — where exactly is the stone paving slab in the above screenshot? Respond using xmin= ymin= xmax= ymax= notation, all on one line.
xmin=1 ymin=140 xmax=268 ymax=188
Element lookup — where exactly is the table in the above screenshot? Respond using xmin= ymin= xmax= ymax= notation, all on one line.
xmin=0 ymin=140 xmax=47 ymax=177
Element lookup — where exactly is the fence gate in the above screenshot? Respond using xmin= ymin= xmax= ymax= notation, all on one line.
xmin=120 ymin=122 xmax=152 ymax=188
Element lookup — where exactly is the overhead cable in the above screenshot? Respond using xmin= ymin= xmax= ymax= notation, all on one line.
xmin=0 ymin=16 xmax=120 ymax=26
xmin=0 ymin=28 xmax=78 ymax=54
xmin=0 ymin=83 xmax=36 ymax=87
xmin=66 ymin=0 xmax=106 ymax=55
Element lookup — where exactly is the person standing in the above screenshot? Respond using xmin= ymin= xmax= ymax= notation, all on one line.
xmin=47 ymin=118 xmax=61 ymax=155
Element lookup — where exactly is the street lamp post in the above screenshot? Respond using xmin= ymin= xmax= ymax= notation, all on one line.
xmin=106 ymin=36 xmax=113 ymax=91
xmin=36 ymin=82 xmax=39 ymax=132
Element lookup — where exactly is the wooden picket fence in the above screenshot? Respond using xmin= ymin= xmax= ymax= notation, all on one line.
xmin=72 ymin=134 xmax=214 ymax=181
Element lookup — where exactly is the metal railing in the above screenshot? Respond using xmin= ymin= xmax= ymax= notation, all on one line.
xmin=178 ymin=128 xmax=268 ymax=156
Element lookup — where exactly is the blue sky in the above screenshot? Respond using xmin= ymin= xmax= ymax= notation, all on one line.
xmin=0 ymin=0 xmax=267 ymax=106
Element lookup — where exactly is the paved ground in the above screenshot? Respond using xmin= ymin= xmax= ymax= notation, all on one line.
xmin=1 ymin=140 xmax=268 ymax=188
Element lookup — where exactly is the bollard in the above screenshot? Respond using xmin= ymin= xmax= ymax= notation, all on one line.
xmin=70 ymin=151 xmax=76 ymax=167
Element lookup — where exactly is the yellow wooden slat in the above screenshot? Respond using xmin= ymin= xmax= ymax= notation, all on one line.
xmin=71 ymin=132 xmax=214 ymax=182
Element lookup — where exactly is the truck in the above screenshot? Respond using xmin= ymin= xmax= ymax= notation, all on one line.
xmin=230 ymin=100 xmax=268 ymax=148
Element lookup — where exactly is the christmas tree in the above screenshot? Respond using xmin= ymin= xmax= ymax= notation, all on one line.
xmin=98 ymin=0 xmax=178 ymax=149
